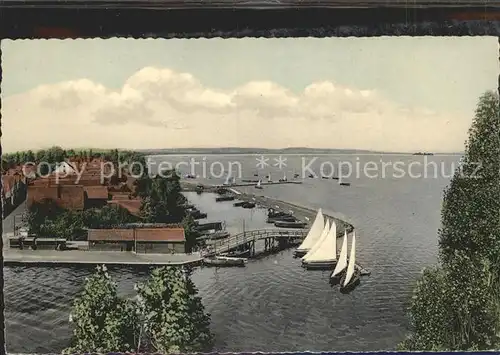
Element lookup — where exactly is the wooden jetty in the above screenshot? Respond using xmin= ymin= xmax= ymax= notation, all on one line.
xmin=203 ymin=228 xmax=307 ymax=258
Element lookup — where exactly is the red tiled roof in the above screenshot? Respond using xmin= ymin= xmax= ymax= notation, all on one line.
xmin=107 ymin=199 xmax=142 ymax=216
xmin=84 ymin=186 xmax=109 ymax=200
xmin=88 ymin=227 xmax=185 ymax=242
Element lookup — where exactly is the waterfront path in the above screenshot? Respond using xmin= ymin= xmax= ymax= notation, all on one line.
xmin=4 ymin=249 xmax=203 ymax=266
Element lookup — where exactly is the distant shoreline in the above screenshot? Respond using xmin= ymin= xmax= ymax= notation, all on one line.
xmin=143 ymin=148 xmax=463 ymax=156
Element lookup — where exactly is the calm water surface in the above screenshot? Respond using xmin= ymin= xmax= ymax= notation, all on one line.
xmin=5 ymin=154 xmax=458 ymax=352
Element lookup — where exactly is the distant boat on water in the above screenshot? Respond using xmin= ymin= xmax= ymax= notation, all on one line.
xmin=293 ymin=209 xmax=324 ymax=257
xmin=413 ymin=152 xmax=434 ymax=156
xmin=255 ymin=180 xmax=263 ymax=189
xmin=340 ymin=232 xmax=361 ymax=293
xmin=302 ymin=219 xmax=337 ymax=270
xmin=330 ymin=231 xmax=349 ymax=285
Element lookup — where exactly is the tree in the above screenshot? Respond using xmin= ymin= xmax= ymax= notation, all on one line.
xmin=400 ymin=255 xmax=497 ymax=350
xmin=401 ymin=92 xmax=500 ymax=350
xmin=182 ymin=214 xmax=200 ymax=252
xmin=64 ymin=265 xmax=139 ymax=354
xmin=135 ymin=267 xmax=214 ymax=353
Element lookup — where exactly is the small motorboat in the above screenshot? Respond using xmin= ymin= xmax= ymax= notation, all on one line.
xmin=321 ymin=176 xmax=329 ymax=179
xmin=223 ymin=249 xmax=251 ymax=258
xmin=233 ymin=201 xmax=247 ymax=207
xmin=308 ymin=174 xmax=315 ymax=178
xmin=274 ymin=220 xmax=307 ymax=229
xmin=242 ymin=202 xmax=256 ymax=209
xmin=339 ymin=232 xmax=360 ymax=294
xmin=189 ymin=210 xmax=207 ymax=219
xmin=339 ymin=182 xmax=351 ymax=186
xmin=216 ymin=195 xmax=235 ymax=202
xmin=267 ymin=215 xmax=296 ymax=223
xmin=208 ymin=231 xmax=230 ymax=240
xmin=267 ymin=208 xmax=289 ymax=218
xmin=332 ymin=176 xmax=339 ymax=180
xmin=216 ymin=187 xmax=229 ymax=195
xmin=203 ymin=256 xmax=246 ymax=267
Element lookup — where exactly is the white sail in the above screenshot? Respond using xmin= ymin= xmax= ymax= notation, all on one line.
xmin=268 ymin=173 xmax=272 ymax=182
xmin=257 ymin=180 xmax=261 ymax=187
xmin=343 ymin=232 xmax=357 ymax=286
xmin=331 ymin=231 xmax=348 ymax=277
xmin=302 ymin=219 xmax=330 ymax=261
xmin=297 ymin=209 xmax=324 ymax=251
xmin=304 ymin=220 xmax=337 ymax=262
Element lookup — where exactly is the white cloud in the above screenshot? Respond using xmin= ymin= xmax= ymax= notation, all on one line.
xmin=2 ymin=66 xmax=470 ymax=153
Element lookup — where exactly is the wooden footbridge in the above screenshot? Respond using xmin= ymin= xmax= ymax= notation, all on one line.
xmin=203 ymin=228 xmax=307 ymax=257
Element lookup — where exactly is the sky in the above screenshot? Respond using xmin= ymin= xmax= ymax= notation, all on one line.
xmin=1 ymin=37 xmax=498 ymax=153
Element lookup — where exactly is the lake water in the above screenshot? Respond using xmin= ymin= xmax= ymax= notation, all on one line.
xmin=4 ymin=154 xmax=459 ymax=352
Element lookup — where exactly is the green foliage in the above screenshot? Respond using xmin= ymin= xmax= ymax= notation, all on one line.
xmin=66 ymin=266 xmax=214 ymax=353
xmin=135 ymin=267 xmax=214 ymax=353
xmin=439 ymin=91 xmax=500 ymax=265
xmin=401 ymin=91 xmax=500 ymax=350
xmin=27 ymin=201 xmax=138 ymax=240
xmin=182 ymin=214 xmax=200 ymax=252
xmin=64 ymin=265 xmax=139 ymax=354
xmin=2 ymin=147 xmax=146 ymax=174
xmin=139 ymin=172 xmax=187 ymax=224
xmin=401 ymin=256 xmax=497 ymax=351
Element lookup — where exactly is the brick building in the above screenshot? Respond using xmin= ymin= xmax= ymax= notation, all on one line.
xmin=87 ymin=226 xmax=186 ymax=253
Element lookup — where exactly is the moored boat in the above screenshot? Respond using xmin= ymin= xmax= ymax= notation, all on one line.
xmin=301 ymin=219 xmax=330 ymax=267
xmin=339 ymin=182 xmax=351 ymax=186
xmin=242 ymin=202 xmax=256 ymax=209
xmin=340 ymin=232 xmax=361 ymax=293
xmin=255 ymin=180 xmax=263 ymax=189
xmin=195 ymin=184 xmax=204 ymax=194
xmin=274 ymin=220 xmax=307 ymax=228
xmin=330 ymin=231 xmax=348 ymax=285
xmin=293 ymin=209 xmax=324 ymax=257
xmin=302 ymin=219 xmax=337 ymax=270
xmin=208 ymin=230 xmax=230 ymax=240
xmin=267 ymin=215 xmax=296 ymax=223
xmin=216 ymin=195 xmax=235 ymax=202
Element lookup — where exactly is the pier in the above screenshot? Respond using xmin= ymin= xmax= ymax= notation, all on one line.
xmin=3 ymin=249 xmax=203 ymax=267
xmin=204 ymin=228 xmax=307 ymax=257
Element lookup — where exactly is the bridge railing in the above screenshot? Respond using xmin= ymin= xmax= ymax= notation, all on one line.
xmin=204 ymin=228 xmax=307 ymax=255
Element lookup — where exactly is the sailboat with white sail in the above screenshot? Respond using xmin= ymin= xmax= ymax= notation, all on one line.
xmin=329 ymin=230 xmax=348 ymax=284
xmin=302 ymin=220 xmax=338 ymax=270
xmin=339 ymin=232 xmax=361 ymax=293
xmin=301 ymin=219 xmax=330 ymax=266
xmin=255 ymin=180 xmax=263 ymax=189
xmin=293 ymin=208 xmax=324 ymax=258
